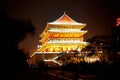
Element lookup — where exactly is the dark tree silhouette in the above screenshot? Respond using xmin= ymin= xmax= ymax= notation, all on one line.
xmin=111 ymin=24 xmax=120 ymax=51
xmin=0 ymin=11 xmax=35 ymax=79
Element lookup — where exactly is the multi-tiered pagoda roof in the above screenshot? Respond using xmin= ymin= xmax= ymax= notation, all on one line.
xmin=37 ymin=12 xmax=88 ymax=52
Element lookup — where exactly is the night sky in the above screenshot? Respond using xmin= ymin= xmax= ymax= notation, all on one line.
xmin=0 ymin=0 xmax=120 ymax=52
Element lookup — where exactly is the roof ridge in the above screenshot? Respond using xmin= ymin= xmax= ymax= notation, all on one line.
xmin=53 ymin=12 xmax=77 ymax=23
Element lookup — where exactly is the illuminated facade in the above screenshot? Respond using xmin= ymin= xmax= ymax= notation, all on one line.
xmin=31 ymin=13 xmax=88 ymax=65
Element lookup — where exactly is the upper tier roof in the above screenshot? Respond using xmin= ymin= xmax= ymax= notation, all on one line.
xmin=48 ymin=12 xmax=86 ymax=25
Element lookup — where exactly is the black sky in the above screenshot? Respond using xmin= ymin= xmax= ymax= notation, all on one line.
xmin=0 ymin=0 xmax=120 ymax=51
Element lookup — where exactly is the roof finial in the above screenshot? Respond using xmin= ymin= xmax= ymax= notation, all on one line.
xmin=64 ymin=11 xmax=66 ymax=15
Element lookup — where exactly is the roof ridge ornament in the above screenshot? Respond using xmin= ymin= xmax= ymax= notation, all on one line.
xmin=64 ymin=11 xmax=66 ymax=15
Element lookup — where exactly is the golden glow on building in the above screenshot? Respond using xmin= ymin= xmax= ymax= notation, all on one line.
xmin=31 ymin=13 xmax=89 ymax=65
xmin=37 ymin=13 xmax=88 ymax=53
